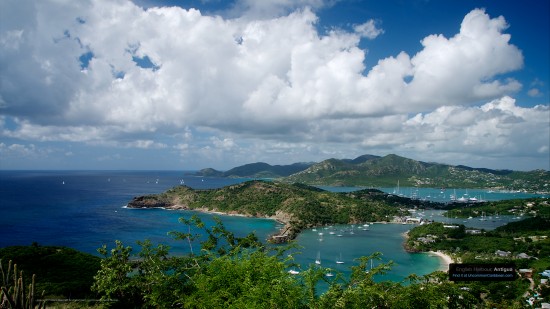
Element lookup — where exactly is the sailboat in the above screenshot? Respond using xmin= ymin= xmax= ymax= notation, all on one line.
xmin=325 ymin=269 xmax=334 ymax=277
xmin=365 ymin=259 xmax=374 ymax=273
xmin=393 ymin=180 xmax=404 ymax=196
xmin=457 ymin=189 xmax=468 ymax=203
xmin=315 ymin=252 xmax=321 ymax=265
xmin=479 ymin=211 xmax=487 ymax=221
xmin=288 ymin=269 xmax=300 ymax=275
xmin=336 ymin=253 xmax=344 ymax=264
xmin=450 ymin=189 xmax=457 ymax=201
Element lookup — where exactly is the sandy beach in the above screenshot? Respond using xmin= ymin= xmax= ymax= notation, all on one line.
xmin=428 ymin=251 xmax=453 ymax=271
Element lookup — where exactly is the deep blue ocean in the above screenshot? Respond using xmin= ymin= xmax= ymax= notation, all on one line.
xmin=1 ymin=170 xmax=544 ymax=283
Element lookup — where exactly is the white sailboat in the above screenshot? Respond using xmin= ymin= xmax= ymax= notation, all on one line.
xmin=468 ymin=191 xmax=478 ymax=202
xmin=365 ymin=259 xmax=374 ymax=273
xmin=315 ymin=252 xmax=321 ymax=265
xmin=457 ymin=190 xmax=468 ymax=202
xmin=479 ymin=211 xmax=487 ymax=221
xmin=336 ymin=253 xmax=344 ymax=264
xmin=393 ymin=180 xmax=403 ymax=196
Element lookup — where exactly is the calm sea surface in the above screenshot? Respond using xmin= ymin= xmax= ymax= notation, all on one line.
xmin=1 ymin=171 xmax=545 ymax=283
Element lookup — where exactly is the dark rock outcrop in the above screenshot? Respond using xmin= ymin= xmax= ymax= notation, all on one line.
xmin=127 ymin=196 xmax=169 ymax=208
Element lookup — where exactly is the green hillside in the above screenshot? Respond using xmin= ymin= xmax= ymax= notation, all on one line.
xmin=283 ymin=154 xmax=550 ymax=192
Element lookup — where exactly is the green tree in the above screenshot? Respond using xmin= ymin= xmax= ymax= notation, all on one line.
xmin=92 ymin=240 xmax=142 ymax=308
xmin=182 ymin=250 xmax=305 ymax=308
xmin=92 ymin=215 xmax=292 ymax=308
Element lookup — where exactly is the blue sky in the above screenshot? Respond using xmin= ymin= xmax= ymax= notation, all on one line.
xmin=0 ymin=0 xmax=548 ymax=171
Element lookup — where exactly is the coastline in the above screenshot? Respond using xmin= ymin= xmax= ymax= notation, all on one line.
xmin=168 ymin=205 xmax=296 ymax=243
xmin=401 ymin=231 xmax=452 ymax=272
xmin=427 ymin=251 xmax=453 ymax=271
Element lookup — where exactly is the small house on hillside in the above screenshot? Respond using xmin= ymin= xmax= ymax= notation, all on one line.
xmin=495 ymin=250 xmax=511 ymax=257
xmin=518 ymin=269 xmax=533 ymax=278
xmin=516 ymin=253 xmax=531 ymax=259
xmin=405 ymin=217 xmax=421 ymax=224
xmin=417 ymin=237 xmax=435 ymax=244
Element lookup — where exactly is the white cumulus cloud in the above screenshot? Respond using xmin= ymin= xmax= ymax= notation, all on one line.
xmin=353 ymin=20 xmax=383 ymax=39
xmin=0 ymin=1 xmax=547 ymax=170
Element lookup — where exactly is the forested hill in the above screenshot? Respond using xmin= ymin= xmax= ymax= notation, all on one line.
xmin=127 ymin=180 xmax=410 ymax=240
xmin=283 ymin=154 xmax=549 ymax=191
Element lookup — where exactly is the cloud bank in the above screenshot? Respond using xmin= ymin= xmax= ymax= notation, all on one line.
xmin=0 ymin=0 xmax=548 ymax=170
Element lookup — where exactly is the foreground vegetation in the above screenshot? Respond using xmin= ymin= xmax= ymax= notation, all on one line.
xmin=3 ymin=217 xmax=478 ymax=308
xmin=3 ymin=215 xmax=548 ymax=308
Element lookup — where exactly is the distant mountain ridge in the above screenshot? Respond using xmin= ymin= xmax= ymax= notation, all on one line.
xmin=193 ymin=154 xmax=549 ymax=192
xmin=285 ymin=154 xmax=549 ymax=192
xmin=193 ymin=162 xmax=313 ymax=178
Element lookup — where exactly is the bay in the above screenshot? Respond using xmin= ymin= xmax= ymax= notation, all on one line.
xmin=289 ymin=223 xmax=444 ymax=283
xmin=318 ymin=185 xmax=548 ymax=202
xmin=0 ymin=170 xmax=537 ymax=283
xmin=378 ymin=186 xmax=548 ymax=202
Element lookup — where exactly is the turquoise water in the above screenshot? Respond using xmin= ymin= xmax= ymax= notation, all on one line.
xmin=378 ymin=187 xmax=548 ymax=202
xmin=289 ymin=223 xmax=443 ymax=283
xmin=318 ymin=185 xmax=548 ymax=201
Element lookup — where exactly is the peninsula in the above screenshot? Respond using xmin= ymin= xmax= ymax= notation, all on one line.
xmin=127 ymin=180 xmax=412 ymax=243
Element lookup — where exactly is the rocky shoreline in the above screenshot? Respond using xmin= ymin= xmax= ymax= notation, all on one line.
xmin=127 ymin=196 xmax=298 ymax=243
